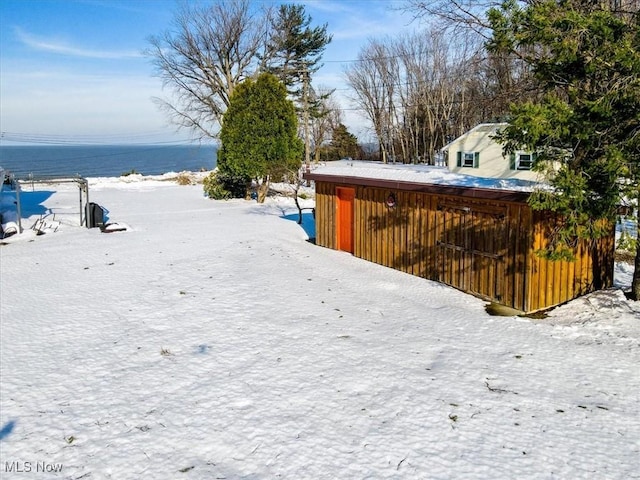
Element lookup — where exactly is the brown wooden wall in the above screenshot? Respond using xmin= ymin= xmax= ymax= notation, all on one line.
xmin=314 ymin=181 xmax=615 ymax=313
xmin=526 ymin=213 xmax=615 ymax=312
xmin=315 ymin=181 xmax=337 ymax=250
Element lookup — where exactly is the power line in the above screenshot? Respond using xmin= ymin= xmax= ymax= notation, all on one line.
xmin=0 ymin=131 xmax=205 ymax=146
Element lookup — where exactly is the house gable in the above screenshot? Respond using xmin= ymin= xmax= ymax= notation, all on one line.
xmin=443 ymin=123 xmax=541 ymax=181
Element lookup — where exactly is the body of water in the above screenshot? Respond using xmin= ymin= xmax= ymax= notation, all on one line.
xmin=0 ymin=144 xmax=217 ymax=178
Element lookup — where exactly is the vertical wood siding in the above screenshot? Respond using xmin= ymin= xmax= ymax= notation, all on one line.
xmin=315 ymin=181 xmax=335 ymax=250
xmin=526 ymin=213 xmax=615 ymax=312
xmin=313 ymin=181 xmax=614 ymax=313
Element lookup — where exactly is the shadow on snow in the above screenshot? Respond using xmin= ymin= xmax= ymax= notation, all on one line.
xmin=0 ymin=420 xmax=16 ymax=441
xmin=4 ymin=190 xmax=55 ymax=217
xmin=281 ymin=211 xmax=316 ymax=241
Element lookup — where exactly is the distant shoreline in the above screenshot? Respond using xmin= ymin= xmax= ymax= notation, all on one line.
xmin=0 ymin=142 xmax=218 ymax=147
xmin=7 ymin=170 xmax=213 ymax=184
xmin=0 ymin=144 xmax=218 ymax=178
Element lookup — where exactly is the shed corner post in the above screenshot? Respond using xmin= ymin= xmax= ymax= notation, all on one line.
xmin=83 ymin=178 xmax=90 ymax=228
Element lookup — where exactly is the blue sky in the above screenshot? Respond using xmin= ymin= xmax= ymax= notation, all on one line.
xmin=0 ymin=0 xmax=416 ymax=145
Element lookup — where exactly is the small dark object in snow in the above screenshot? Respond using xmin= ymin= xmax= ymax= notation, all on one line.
xmin=101 ymin=223 xmax=127 ymax=233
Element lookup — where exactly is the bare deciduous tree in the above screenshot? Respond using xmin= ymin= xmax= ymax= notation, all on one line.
xmin=346 ymin=28 xmax=488 ymax=164
xmin=309 ymin=86 xmax=341 ymax=163
xmin=146 ymin=0 xmax=268 ymax=139
xmin=344 ymin=40 xmax=398 ymax=163
xmin=343 ymin=2 xmax=545 ymax=164
xmin=402 ymin=0 xmax=502 ymax=37
xmin=392 ymin=30 xmax=478 ymax=163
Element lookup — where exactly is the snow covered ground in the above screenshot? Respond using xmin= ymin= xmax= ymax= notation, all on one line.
xmin=1 ymin=174 xmax=639 ymax=479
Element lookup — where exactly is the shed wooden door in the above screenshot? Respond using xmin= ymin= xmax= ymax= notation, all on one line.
xmin=336 ymin=187 xmax=355 ymax=253
xmin=437 ymin=203 xmax=507 ymax=302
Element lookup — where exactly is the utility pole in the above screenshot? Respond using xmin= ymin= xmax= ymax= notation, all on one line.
xmin=302 ymin=62 xmax=311 ymax=183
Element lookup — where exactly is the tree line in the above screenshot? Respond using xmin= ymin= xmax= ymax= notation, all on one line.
xmin=344 ymin=27 xmax=530 ymax=164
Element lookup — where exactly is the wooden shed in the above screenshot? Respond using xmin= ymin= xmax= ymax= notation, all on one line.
xmin=304 ymin=161 xmax=615 ymax=314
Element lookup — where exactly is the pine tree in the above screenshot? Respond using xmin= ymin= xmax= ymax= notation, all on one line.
xmin=488 ymin=0 xmax=640 ymax=298
xmin=263 ymin=4 xmax=332 ymax=97
xmin=327 ymin=123 xmax=360 ymax=160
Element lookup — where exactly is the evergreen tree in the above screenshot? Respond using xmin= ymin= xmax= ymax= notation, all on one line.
xmin=263 ymin=4 xmax=332 ymax=97
xmin=327 ymin=123 xmax=360 ymax=160
xmin=261 ymin=5 xmax=332 ymax=172
xmin=217 ymin=73 xmax=303 ymax=203
xmin=487 ymin=0 xmax=640 ymax=298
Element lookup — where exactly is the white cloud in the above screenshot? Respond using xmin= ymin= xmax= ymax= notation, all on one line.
xmin=14 ymin=27 xmax=143 ymax=59
xmin=308 ymin=0 xmax=414 ymax=42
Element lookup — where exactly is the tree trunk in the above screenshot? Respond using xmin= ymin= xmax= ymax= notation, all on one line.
xmin=257 ymin=177 xmax=270 ymax=203
xmin=632 ymin=203 xmax=640 ymax=300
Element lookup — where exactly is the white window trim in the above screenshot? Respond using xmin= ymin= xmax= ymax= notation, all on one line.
xmin=516 ymin=152 xmax=533 ymax=170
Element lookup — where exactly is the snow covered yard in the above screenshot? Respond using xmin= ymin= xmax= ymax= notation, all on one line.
xmin=1 ymin=177 xmax=639 ymax=479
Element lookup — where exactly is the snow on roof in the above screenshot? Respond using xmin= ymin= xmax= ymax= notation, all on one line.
xmin=307 ymin=160 xmax=544 ymax=193
xmin=473 ymin=122 xmax=508 ymax=133
xmin=440 ymin=122 xmax=509 ymax=151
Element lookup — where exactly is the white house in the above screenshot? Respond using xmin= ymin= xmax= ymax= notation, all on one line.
xmin=441 ymin=123 xmax=542 ymax=181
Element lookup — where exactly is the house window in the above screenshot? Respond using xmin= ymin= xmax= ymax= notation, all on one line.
xmin=457 ymin=151 xmax=479 ymax=168
xmin=462 ymin=152 xmax=475 ymax=167
xmin=510 ymin=152 xmax=537 ymax=170
xmin=517 ymin=153 xmax=533 ymax=170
